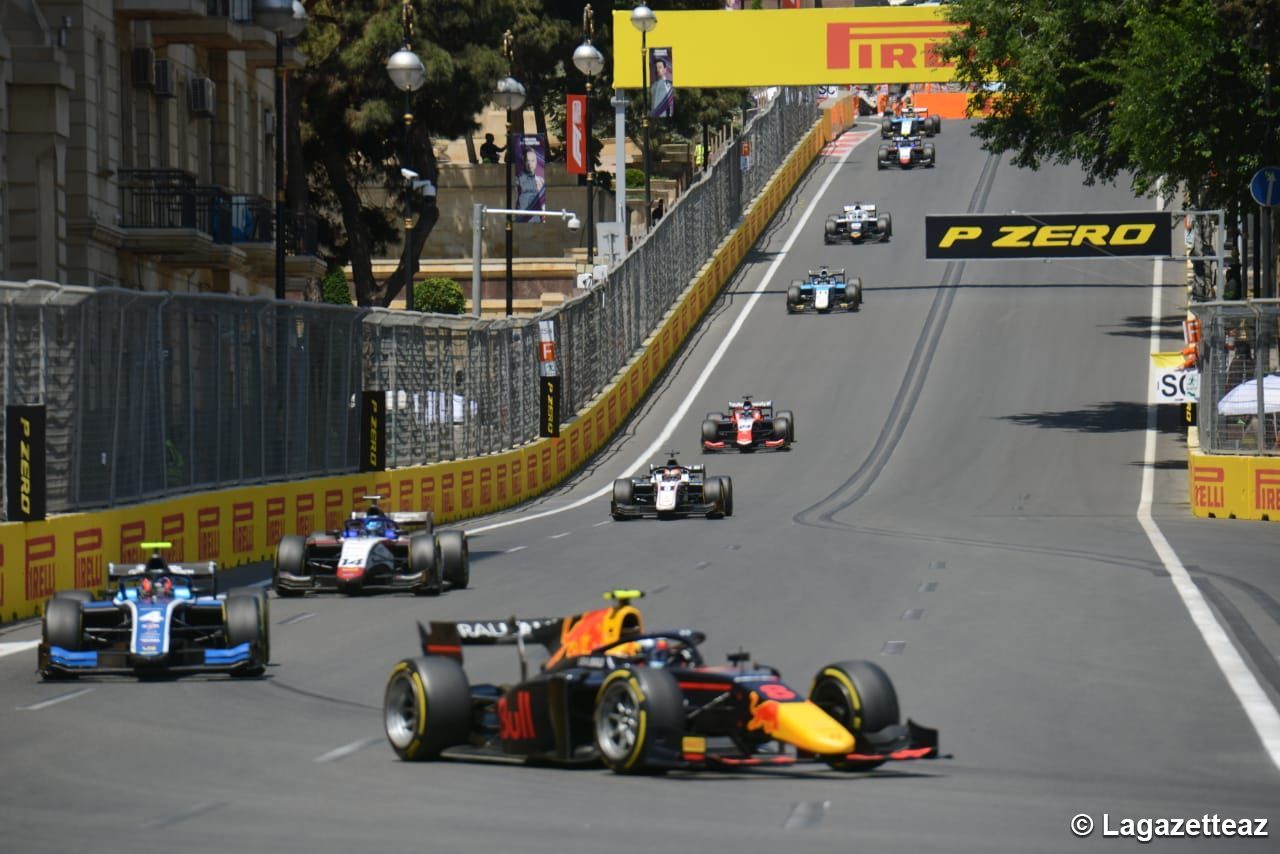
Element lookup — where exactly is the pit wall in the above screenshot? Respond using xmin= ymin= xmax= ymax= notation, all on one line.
xmin=1188 ymin=429 xmax=1280 ymax=521
xmin=0 ymin=96 xmax=859 ymax=624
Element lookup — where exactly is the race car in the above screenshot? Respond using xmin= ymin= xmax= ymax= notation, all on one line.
xmin=823 ymin=204 xmax=892 ymax=244
xmin=611 ymin=456 xmax=732 ymax=519
xmin=877 ymin=131 xmax=936 ymax=170
xmin=273 ymin=495 xmax=468 ymax=597
xmin=702 ymin=397 xmax=794 ymax=452
xmin=880 ymin=110 xmax=940 ymax=138
xmin=383 ymin=590 xmax=940 ymax=774
xmin=37 ymin=542 xmax=269 ymax=679
xmin=786 ymin=266 xmax=863 ymax=313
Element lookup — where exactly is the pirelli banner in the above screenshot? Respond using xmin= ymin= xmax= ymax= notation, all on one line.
xmin=611 ymin=8 xmax=958 ymax=87
xmin=925 ymin=212 xmax=1173 ymax=261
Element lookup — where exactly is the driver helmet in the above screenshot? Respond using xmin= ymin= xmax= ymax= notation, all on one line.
xmin=365 ymin=517 xmax=388 ymax=537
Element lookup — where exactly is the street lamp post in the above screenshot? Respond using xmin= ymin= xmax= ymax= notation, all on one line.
xmin=630 ymin=4 xmax=656 ymax=230
xmin=386 ymin=0 xmax=426 ymax=309
xmin=573 ymin=7 xmax=604 ymax=268
xmin=494 ymin=33 xmax=526 ymax=316
xmin=253 ymin=0 xmax=307 ymax=300
xmin=471 ymin=205 xmax=580 ymax=318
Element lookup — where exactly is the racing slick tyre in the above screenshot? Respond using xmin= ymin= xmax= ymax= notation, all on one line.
xmin=772 ymin=415 xmax=792 ymax=448
xmin=930 ymin=115 xmax=941 ymax=135
xmin=705 ymin=412 xmax=725 ymax=422
xmin=786 ymin=283 xmax=802 ymax=313
xmin=594 ymin=667 xmax=684 ymax=774
xmin=273 ymin=535 xmax=308 ymax=598
xmin=877 ymin=213 xmax=892 ymax=240
xmin=702 ymin=477 xmax=726 ymax=519
xmin=438 ymin=530 xmax=469 ymax=590
xmin=611 ymin=479 xmax=634 ymax=520
xmin=226 ymin=594 xmax=267 ymax=677
xmin=54 ymin=589 xmax=94 ymax=604
xmin=880 ymin=118 xmax=892 ymax=138
xmin=776 ymin=410 xmax=796 ymax=443
xmin=701 ymin=419 xmax=720 ymax=445
xmin=923 ymin=143 xmax=936 ymax=167
xmin=717 ymin=476 xmax=734 ymax=517
xmin=409 ymin=533 xmax=441 ymax=595
xmin=823 ymin=218 xmax=839 ymax=244
xmin=229 ymin=588 xmax=271 ymax=665
xmin=845 ymin=277 xmax=863 ymax=311
xmin=384 ymin=656 xmax=472 ymax=761
xmin=43 ymin=597 xmax=83 ymax=651
xmin=810 ymin=659 xmax=900 ymax=771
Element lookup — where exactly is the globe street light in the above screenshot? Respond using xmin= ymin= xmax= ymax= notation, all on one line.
xmin=573 ymin=6 xmax=604 ymax=267
xmin=253 ymin=0 xmax=307 ymax=300
xmin=630 ymin=4 xmax=656 ymax=230
xmin=494 ymin=31 xmax=526 ymax=315
xmin=386 ymin=11 xmax=426 ymax=309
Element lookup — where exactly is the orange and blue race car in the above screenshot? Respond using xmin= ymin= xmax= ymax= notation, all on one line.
xmin=383 ymin=590 xmax=939 ymax=774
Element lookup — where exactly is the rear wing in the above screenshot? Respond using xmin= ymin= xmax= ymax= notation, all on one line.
xmin=388 ymin=511 xmax=433 ymax=532
xmin=108 ymin=561 xmax=218 ymax=595
xmin=418 ymin=617 xmax=561 ymax=662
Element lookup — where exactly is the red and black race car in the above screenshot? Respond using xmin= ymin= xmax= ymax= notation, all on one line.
xmin=383 ymin=591 xmax=939 ymax=774
xmin=273 ymin=496 xmax=468 ymax=597
xmin=702 ymin=397 xmax=794 ymax=452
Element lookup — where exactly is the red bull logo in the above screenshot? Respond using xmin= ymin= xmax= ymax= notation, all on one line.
xmin=498 ymin=690 xmax=537 ymax=741
xmin=747 ymin=693 xmax=782 ymax=736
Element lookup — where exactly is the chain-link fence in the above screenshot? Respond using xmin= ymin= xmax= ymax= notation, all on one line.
xmin=0 ymin=88 xmax=820 ymax=516
xmin=1193 ymin=300 xmax=1280 ymax=454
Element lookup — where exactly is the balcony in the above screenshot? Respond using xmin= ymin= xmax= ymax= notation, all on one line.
xmin=119 ymin=169 xmax=239 ymax=267
xmin=150 ymin=0 xmax=276 ymax=50
xmin=114 ymin=0 xmax=207 ymax=20
xmin=232 ymin=195 xmax=322 ymax=280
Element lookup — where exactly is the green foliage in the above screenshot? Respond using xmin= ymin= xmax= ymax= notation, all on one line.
xmin=941 ymin=0 xmax=1280 ymax=207
xmin=414 ymin=277 xmax=467 ymax=314
xmin=320 ymin=266 xmax=352 ymax=305
xmin=626 ymin=167 xmax=646 ymax=189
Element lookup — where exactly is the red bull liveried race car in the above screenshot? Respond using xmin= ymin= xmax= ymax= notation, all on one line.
xmin=383 ymin=591 xmax=939 ymax=774
xmin=702 ymin=397 xmax=794 ymax=452
xmin=38 ymin=542 xmax=269 ymax=679
xmin=273 ymin=496 xmax=468 ymax=597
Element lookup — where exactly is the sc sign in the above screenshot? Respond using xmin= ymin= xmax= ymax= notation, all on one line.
xmin=1152 ymin=369 xmax=1199 ymax=404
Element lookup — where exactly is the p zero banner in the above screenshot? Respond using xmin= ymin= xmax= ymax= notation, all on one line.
xmin=612 ymin=8 xmax=958 ymax=87
xmin=6 ymin=405 xmax=46 ymax=521
xmin=539 ymin=376 xmax=561 ymax=439
xmin=566 ymin=95 xmax=587 ymax=176
xmin=360 ymin=391 xmax=385 ymax=473
xmin=925 ymin=212 xmax=1173 ymax=261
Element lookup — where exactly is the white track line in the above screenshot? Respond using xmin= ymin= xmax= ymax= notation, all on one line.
xmin=469 ymin=128 xmax=877 ymax=536
xmin=0 ymin=640 xmax=39 ymax=659
xmin=17 ymin=687 xmax=95 ymax=711
xmin=1138 ymin=195 xmax=1280 ymax=770
xmin=313 ymin=736 xmax=383 ymax=763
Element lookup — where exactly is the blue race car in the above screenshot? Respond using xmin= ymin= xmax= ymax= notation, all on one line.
xmin=38 ymin=542 xmax=269 ymax=679
xmin=786 ymin=267 xmax=863 ymax=313
xmin=879 ymin=109 xmax=940 ymax=139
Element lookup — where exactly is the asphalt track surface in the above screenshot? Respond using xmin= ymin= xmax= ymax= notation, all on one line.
xmin=3 ymin=122 xmax=1279 ymax=853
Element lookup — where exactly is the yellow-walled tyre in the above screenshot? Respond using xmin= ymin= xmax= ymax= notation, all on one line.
xmin=593 ymin=667 xmax=683 ymax=774
xmin=384 ymin=657 xmax=471 ymax=761
xmin=810 ymin=660 xmax=900 ymax=771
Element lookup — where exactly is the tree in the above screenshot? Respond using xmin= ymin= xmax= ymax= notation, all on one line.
xmin=413 ymin=277 xmax=468 ymax=313
xmin=941 ymin=0 xmax=1280 ymax=207
xmin=319 ymin=265 xmax=353 ymax=305
xmin=298 ymin=0 xmax=519 ymax=307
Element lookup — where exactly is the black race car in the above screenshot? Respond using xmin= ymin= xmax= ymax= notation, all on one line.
xmin=38 ymin=542 xmax=269 ymax=679
xmin=273 ymin=495 xmax=468 ymax=597
xmin=610 ymin=455 xmax=732 ymax=519
xmin=383 ymin=590 xmax=940 ymax=774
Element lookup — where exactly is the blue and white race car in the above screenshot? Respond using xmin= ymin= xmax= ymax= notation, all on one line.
xmin=877 ymin=122 xmax=936 ymax=170
xmin=38 ymin=542 xmax=269 ymax=679
xmin=786 ymin=267 xmax=863 ymax=314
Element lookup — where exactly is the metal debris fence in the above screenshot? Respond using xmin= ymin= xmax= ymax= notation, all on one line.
xmin=0 ymin=88 xmax=819 ymax=517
